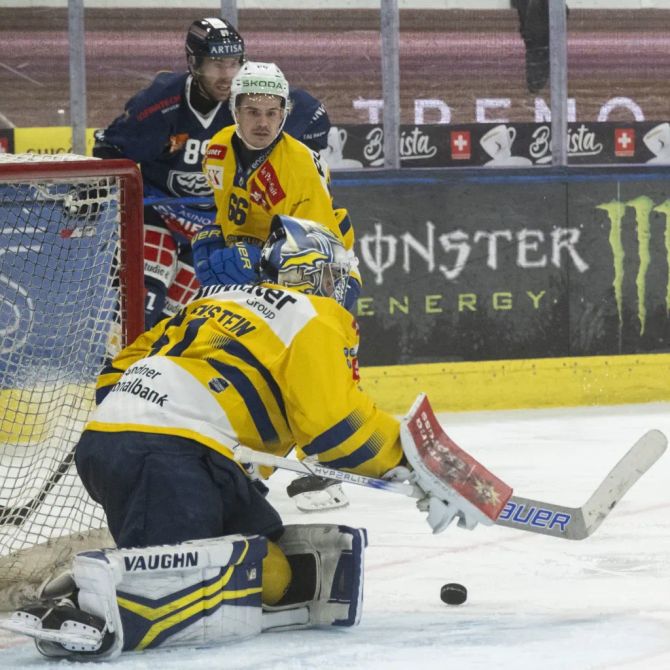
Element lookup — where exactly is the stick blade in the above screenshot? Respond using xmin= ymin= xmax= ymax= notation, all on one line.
xmin=497 ymin=429 xmax=667 ymax=540
xmin=580 ymin=428 xmax=667 ymax=537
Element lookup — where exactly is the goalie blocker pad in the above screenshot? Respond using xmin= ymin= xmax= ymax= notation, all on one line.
xmin=401 ymin=394 xmax=513 ymax=532
xmin=262 ymin=524 xmax=367 ymax=631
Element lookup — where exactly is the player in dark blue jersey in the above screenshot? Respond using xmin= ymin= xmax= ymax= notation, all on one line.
xmin=93 ymin=17 xmax=331 ymax=328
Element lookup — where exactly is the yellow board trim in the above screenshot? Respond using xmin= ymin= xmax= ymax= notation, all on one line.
xmin=3 ymin=354 xmax=668 ymax=446
xmin=360 ymin=353 xmax=670 ymax=414
xmin=0 ymin=384 xmax=95 ymax=443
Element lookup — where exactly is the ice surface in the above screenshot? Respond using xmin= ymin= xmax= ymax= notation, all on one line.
xmin=1 ymin=402 xmax=669 ymax=669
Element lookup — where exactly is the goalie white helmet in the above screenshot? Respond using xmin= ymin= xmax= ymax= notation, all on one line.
xmin=259 ymin=215 xmax=352 ymax=306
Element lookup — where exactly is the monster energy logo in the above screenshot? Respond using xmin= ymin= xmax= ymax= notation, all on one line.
xmin=597 ymin=196 xmax=670 ymax=335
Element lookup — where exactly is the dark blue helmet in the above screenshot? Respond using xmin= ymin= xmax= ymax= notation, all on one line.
xmin=185 ymin=18 xmax=245 ymax=73
xmin=260 ymin=215 xmax=352 ymax=305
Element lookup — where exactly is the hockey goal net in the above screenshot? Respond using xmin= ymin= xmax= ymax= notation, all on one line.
xmin=0 ymin=153 xmax=143 ymax=608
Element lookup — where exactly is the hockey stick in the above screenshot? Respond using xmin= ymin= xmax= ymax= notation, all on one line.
xmin=496 ymin=429 xmax=667 ymax=539
xmin=234 ymin=428 xmax=667 ymax=541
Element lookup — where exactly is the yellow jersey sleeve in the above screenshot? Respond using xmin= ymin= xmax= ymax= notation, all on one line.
xmin=276 ymin=304 xmax=402 ymax=478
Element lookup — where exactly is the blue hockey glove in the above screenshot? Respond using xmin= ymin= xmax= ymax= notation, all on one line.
xmin=204 ymin=242 xmax=261 ymax=285
xmin=192 ymin=225 xmax=261 ymax=286
xmin=192 ymin=224 xmax=226 ymax=285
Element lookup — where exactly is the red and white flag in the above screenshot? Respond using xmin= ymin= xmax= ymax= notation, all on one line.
xmin=614 ymin=128 xmax=635 ymax=157
xmin=451 ymin=130 xmax=471 ymax=160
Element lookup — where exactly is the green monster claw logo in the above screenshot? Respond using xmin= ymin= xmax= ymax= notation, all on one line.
xmin=597 ymin=196 xmax=670 ymax=335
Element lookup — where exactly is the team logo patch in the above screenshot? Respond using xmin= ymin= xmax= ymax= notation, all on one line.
xmin=206 ymin=165 xmax=224 ymax=189
xmin=169 ymin=133 xmax=189 ymax=153
xmin=257 ymin=162 xmax=286 ymax=205
xmin=249 ymin=178 xmax=271 ymax=211
xmin=208 ymin=377 xmax=229 ymax=393
xmin=207 ymin=144 xmax=227 ymax=159
xmin=167 ymin=171 xmax=213 ymax=198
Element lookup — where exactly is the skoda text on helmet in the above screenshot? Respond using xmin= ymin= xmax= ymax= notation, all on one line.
xmin=185 ymin=17 xmax=245 ymax=75
xmin=260 ymin=216 xmax=352 ymax=306
xmin=230 ymin=61 xmax=291 ymax=149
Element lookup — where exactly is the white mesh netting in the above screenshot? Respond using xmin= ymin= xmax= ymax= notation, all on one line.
xmin=0 ymin=153 xmax=131 ymax=607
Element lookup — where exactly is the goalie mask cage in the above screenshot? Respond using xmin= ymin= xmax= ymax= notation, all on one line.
xmin=0 ymin=153 xmax=143 ymax=608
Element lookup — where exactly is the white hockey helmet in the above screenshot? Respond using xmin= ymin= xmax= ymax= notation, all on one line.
xmin=229 ymin=61 xmax=291 ymax=145
xmin=229 ymin=61 xmax=290 ymax=110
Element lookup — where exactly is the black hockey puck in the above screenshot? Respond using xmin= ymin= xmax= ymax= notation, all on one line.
xmin=440 ymin=582 xmax=467 ymax=605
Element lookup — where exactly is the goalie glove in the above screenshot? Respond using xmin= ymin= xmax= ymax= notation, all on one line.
xmin=383 ymin=465 xmax=457 ymax=534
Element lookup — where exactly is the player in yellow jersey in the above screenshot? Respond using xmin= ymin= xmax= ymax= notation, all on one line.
xmin=77 ymin=216 xmax=398 ymax=549
xmin=192 ymin=61 xmax=360 ymax=313
xmin=5 ymin=218 xmax=464 ymax=660
xmin=194 ymin=61 xmax=361 ymax=510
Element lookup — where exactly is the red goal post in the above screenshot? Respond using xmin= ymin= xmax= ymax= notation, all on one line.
xmin=0 ymin=153 xmax=144 ymax=608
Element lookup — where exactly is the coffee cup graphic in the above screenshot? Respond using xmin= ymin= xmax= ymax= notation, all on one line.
xmin=643 ymin=123 xmax=670 ymax=164
xmin=480 ymin=124 xmax=531 ymax=166
xmin=322 ymin=126 xmax=362 ymax=169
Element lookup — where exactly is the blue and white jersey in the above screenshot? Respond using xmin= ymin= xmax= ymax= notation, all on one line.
xmin=98 ymin=71 xmax=330 ymax=202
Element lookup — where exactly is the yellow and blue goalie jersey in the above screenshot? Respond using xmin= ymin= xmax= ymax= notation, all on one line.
xmin=202 ymin=125 xmax=354 ymax=251
xmin=88 ymin=283 xmax=401 ymax=479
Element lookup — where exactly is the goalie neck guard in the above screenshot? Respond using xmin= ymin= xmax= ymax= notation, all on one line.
xmin=259 ymin=216 xmax=352 ymax=306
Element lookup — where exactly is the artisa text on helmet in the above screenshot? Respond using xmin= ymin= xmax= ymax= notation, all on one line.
xmin=210 ymin=44 xmax=243 ymax=57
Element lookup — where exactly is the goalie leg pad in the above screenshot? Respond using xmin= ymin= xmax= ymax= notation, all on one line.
xmin=89 ymin=534 xmax=267 ymax=655
xmin=3 ymin=535 xmax=268 ymax=660
xmin=262 ymin=524 xmax=367 ymax=631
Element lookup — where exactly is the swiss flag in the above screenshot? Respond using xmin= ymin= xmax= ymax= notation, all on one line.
xmin=451 ymin=131 xmax=471 ymax=160
xmin=614 ymin=128 xmax=635 ymax=157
